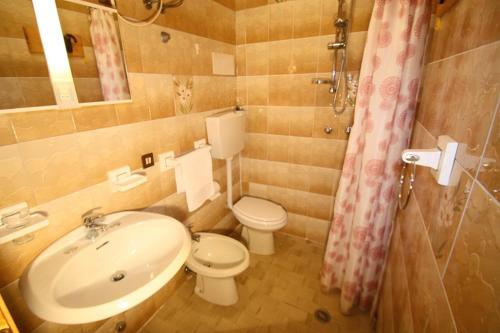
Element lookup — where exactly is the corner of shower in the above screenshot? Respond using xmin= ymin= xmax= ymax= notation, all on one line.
xmin=312 ymin=0 xmax=358 ymax=117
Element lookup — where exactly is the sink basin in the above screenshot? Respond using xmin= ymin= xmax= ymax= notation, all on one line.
xmin=19 ymin=211 xmax=191 ymax=324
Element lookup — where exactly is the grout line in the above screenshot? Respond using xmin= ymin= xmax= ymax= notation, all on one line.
xmin=426 ymin=40 xmax=500 ymax=66
xmin=405 ymin=190 xmax=460 ymax=332
xmin=441 ymin=96 xmax=500 ymax=279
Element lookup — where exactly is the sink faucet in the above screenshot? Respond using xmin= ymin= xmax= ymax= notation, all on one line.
xmin=82 ymin=208 xmax=107 ymax=240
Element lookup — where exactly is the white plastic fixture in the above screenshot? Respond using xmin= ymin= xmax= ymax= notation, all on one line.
xmin=32 ymin=0 xmax=78 ymax=109
xmin=206 ymin=111 xmax=246 ymax=160
xmin=401 ymin=135 xmax=458 ymax=186
xmin=0 ymin=203 xmax=49 ymax=245
xmin=107 ymin=166 xmax=147 ymax=192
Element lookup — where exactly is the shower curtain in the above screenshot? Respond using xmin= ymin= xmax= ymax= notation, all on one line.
xmin=320 ymin=0 xmax=431 ymax=313
xmin=90 ymin=8 xmax=130 ymax=101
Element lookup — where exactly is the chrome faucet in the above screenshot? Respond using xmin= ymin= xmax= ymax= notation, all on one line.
xmin=82 ymin=208 xmax=107 ymax=240
xmin=187 ymin=224 xmax=201 ymax=242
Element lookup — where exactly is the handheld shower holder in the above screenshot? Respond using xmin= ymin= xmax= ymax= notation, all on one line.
xmin=401 ymin=135 xmax=458 ymax=186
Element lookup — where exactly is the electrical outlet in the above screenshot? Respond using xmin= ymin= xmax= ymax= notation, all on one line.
xmin=141 ymin=153 xmax=154 ymax=169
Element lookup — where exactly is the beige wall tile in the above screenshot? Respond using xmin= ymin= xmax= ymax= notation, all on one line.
xmin=427 ymin=0 xmax=500 ymax=62
xmin=72 ymin=104 xmax=119 ymax=132
xmin=0 ymin=78 xmax=25 ymax=110
xmin=235 ymin=10 xmax=247 ymax=44
xmin=246 ymin=42 xmax=269 ymax=75
xmin=444 ymin=184 xmax=500 ymax=332
xmin=398 ymin=195 xmax=458 ymax=333
xmin=0 ymin=115 xmax=16 ymax=146
xmin=268 ymin=39 xmax=293 ymax=75
xmin=287 ymin=188 xmax=309 ymax=216
xmin=305 ymin=216 xmax=330 ymax=244
xmin=411 ymin=122 xmax=475 ymax=272
xmin=267 ymin=161 xmax=289 ymax=188
xmin=269 ymin=74 xmax=317 ymax=106
xmin=17 ymin=134 xmax=88 ymax=204
xmin=119 ymin=22 xmax=143 ymax=73
xmin=291 ymin=37 xmax=319 ymax=74
xmin=267 ymin=134 xmax=289 ymax=162
xmin=313 ymin=107 xmax=354 ymax=140
xmin=310 ymin=139 xmax=346 ymax=169
xmin=292 ymin=0 xmax=321 ymax=39
xmin=244 ymin=133 xmax=267 ymax=159
xmin=18 ymin=77 xmax=58 ymax=107
xmin=115 ymin=73 xmax=150 ymax=125
xmin=280 ymin=213 xmax=307 ymax=238
xmin=76 ymin=126 xmax=128 ymax=186
xmin=266 ymin=108 xmax=290 ymax=135
xmin=245 ymin=6 xmax=269 ymax=44
xmin=246 ymin=76 xmax=269 ymax=105
xmin=246 ymin=106 xmax=267 ymax=133
xmin=0 ymin=144 xmax=36 ymax=208
xmin=269 ymin=1 xmax=294 ymax=41
xmin=8 ymin=110 xmax=75 ymax=143
xmin=287 ymin=164 xmax=310 ymax=192
xmin=145 ymin=74 xmax=175 ymax=119
xmin=418 ymin=42 xmax=499 ymax=175
xmin=249 ymin=158 xmax=269 ymax=184
xmin=309 ymin=167 xmax=337 ymax=195
xmin=288 ymin=136 xmax=313 ymax=165
xmin=236 ymin=76 xmax=248 ymax=105
xmin=289 ymin=107 xmax=314 ymax=137
xmin=477 ymin=109 xmax=499 ymax=201
xmin=236 ymin=45 xmax=247 ymax=76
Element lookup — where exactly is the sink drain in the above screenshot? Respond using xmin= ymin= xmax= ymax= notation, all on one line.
xmin=314 ymin=309 xmax=331 ymax=323
xmin=110 ymin=271 xmax=126 ymax=282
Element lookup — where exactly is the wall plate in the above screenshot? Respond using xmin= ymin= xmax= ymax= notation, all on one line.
xmin=141 ymin=153 xmax=154 ymax=169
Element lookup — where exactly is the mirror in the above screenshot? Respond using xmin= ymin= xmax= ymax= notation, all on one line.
xmin=55 ymin=0 xmax=131 ymax=104
xmin=0 ymin=0 xmax=57 ymax=110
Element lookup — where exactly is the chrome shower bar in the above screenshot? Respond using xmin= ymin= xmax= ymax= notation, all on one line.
xmin=312 ymin=0 xmax=351 ymax=115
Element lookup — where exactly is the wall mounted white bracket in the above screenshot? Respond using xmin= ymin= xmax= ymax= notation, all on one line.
xmin=0 ymin=202 xmax=49 ymax=245
xmin=107 ymin=166 xmax=147 ymax=192
xmin=159 ymin=151 xmax=176 ymax=171
xmin=401 ymin=135 xmax=458 ymax=186
xmin=158 ymin=140 xmax=209 ymax=172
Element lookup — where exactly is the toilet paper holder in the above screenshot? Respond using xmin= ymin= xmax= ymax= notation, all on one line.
xmin=398 ymin=135 xmax=458 ymax=209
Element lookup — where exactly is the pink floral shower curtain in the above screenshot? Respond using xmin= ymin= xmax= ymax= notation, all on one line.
xmin=90 ymin=9 xmax=130 ymax=101
xmin=320 ymin=0 xmax=431 ymax=313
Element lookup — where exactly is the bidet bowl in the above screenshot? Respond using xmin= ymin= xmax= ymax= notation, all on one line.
xmin=19 ymin=211 xmax=191 ymax=324
xmin=186 ymin=232 xmax=249 ymax=278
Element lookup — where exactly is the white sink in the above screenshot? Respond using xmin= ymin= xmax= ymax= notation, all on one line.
xmin=19 ymin=211 xmax=191 ymax=324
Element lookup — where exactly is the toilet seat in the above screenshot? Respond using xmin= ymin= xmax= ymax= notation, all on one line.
xmin=233 ymin=196 xmax=287 ymax=231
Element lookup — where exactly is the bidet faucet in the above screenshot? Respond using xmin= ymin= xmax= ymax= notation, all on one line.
xmin=187 ymin=224 xmax=201 ymax=242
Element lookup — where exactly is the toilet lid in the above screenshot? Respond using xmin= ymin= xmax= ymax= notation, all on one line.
xmin=233 ymin=196 xmax=286 ymax=222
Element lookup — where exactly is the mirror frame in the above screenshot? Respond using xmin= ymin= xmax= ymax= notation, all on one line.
xmin=0 ymin=0 xmax=132 ymax=115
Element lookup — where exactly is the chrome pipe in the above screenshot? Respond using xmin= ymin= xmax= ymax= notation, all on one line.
xmin=328 ymin=42 xmax=346 ymax=50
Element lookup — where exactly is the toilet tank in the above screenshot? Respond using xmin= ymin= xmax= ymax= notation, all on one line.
xmin=205 ymin=111 xmax=245 ymax=159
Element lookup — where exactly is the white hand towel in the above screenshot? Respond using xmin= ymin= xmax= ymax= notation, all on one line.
xmin=175 ymin=146 xmax=215 ymax=212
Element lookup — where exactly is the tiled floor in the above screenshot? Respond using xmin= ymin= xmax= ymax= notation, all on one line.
xmin=140 ymin=233 xmax=372 ymax=333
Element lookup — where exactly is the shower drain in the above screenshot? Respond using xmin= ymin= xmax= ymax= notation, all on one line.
xmin=314 ymin=309 xmax=332 ymax=323
xmin=110 ymin=271 xmax=126 ymax=282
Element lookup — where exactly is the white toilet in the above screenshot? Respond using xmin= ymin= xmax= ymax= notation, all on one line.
xmin=206 ymin=111 xmax=288 ymax=255
xmin=233 ymin=196 xmax=287 ymax=255
xmin=186 ymin=232 xmax=249 ymax=306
